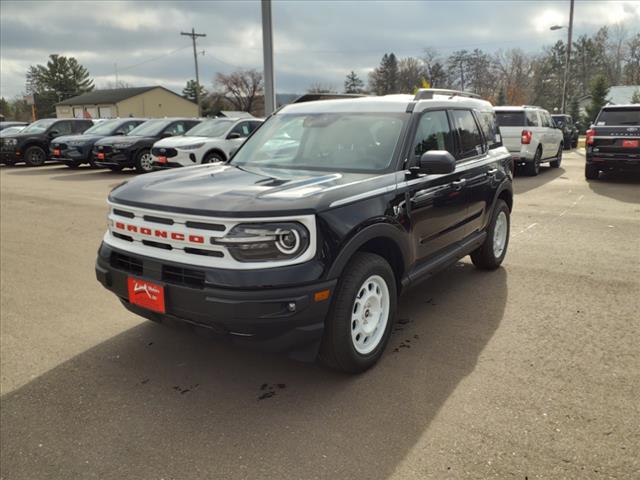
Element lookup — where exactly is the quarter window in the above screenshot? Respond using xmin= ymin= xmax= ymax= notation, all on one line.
xmin=412 ymin=110 xmax=454 ymax=159
xmin=450 ymin=109 xmax=485 ymax=159
xmin=525 ymin=111 xmax=540 ymax=127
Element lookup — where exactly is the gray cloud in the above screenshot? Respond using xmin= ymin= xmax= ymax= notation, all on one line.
xmin=1 ymin=0 xmax=639 ymax=98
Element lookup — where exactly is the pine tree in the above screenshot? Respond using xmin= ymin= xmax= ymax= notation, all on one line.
xmin=0 ymin=97 xmax=12 ymax=120
xmin=182 ymin=80 xmax=208 ymax=102
xmin=586 ymin=75 xmax=609 ymax=122
xmin=344 ymin=71 xmax=364 ymax=94
xmin=25 ymin=54 xmax=94 ymax=117
xmin=368 ymin=53 xmax=399 ymax=95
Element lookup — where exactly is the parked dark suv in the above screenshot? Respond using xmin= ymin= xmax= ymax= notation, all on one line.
xmin=0 ymin=118 xmax=93 ymax=166
xmin=551 ymin=114 xmax=579 ymax=149
xmin=51 ymin=118 xmax=146 ymax=168
xmin=95 ymin=90 xmax=513 ymax=373
xmin=93 ymin=118 xmax=201 ymax=173
xmin=585 ymin=105 xmax=640 ymax=179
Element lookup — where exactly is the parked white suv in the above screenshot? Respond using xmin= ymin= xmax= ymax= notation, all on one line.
xmin=494 ymin=106 xmax=564 ymax=176
xmin=151 ymin=117 xmax=263 ymax=168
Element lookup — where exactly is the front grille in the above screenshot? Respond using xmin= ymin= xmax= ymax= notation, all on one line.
xmin=151 ymin=147 xmax=177 ymax=158
xmin=111 ymin=251 xmax=143 ymax=275
xmin=113 ymin=209 xmax=134 ymax=219
xmin=185 ymin=220 xmax=226 ymax=232
xmin=163 ymin=265 xmax=205 ymax=288
xmin=143 ymin=215 xmax=174 ymax=225
xmin=96 ymin=145 xmax=113 ymax=153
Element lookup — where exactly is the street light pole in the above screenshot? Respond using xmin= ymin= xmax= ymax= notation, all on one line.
xmin=261 ymin=0 xmax=276 ymax=116
xmin=561 ymin=0 xmax=575 ymax=113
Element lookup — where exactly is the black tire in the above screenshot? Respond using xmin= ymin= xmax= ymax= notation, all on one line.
xmin=319 ymin=252 xmax=397 ymax=374
xmin=585 ymin=164 xmax=599 ymax=180
xmin=550 ymin=145 xmax=562 ymax=168
xmin=471 ymin=199 xmax=510 ymax=270
xmin=572 ymin=139 xmax=578 ymax=149
xmin=24 ymin=146 xmax=47 ymax=167
xmin=202 ymin=152 xmax=225 ymax=164
xmin=135 ymin=149 xmax=154 ymax=173
xmin=65 ymin=160 xmax=82 ymax=169
xmin=524 ymin=148 xmax=541 ymax=176
xmin=108 ymin=165 xmax=123 ymax=172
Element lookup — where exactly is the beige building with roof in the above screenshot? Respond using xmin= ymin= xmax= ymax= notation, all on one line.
xmin=55 ymin=86 xmax=198 ymax=119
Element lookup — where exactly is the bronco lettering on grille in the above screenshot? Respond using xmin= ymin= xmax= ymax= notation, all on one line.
xmin=114 ymin=221 xmax=205 ymax=244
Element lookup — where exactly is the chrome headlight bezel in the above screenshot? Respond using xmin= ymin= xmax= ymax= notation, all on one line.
xmin=213 ymin=222 xmax=311 ymax=262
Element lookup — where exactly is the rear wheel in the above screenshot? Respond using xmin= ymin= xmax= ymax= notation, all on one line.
xmin=471 ymin=199 xmax=510 ymax=270
xmin=319 ymin=252 xmax=397 ymax=373
xmin=202 ymin=152 xmax=224 ymax=164
xmin=585 ymin=164 xmax=599 ymax=180
xmin=24 ymin=146 xmax=47 ymax=166
xmin=524 ymin=148 xmax=541 ymax=176
xmin=550 ymin=145 xmax=562 ymax=168
xmin=135 ymin=149 xmax=154 ymax=173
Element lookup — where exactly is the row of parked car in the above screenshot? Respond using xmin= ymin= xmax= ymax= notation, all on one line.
xmin=1 ymin=101 xmax=638 ymax=181
xmin=0 ymin=115 xmax=264 ymax=173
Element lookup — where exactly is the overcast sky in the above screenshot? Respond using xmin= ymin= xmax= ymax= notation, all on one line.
xmin=1 ymin=0 xmax=639 ymax=99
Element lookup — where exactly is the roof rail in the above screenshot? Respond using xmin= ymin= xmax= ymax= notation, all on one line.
xmin=414 ymin=88 xmax=481 ymax=100
xmin=292 ymin=93 xmax=366 ymax=104
xmin=521 ymin=105 xmax=542 ymax=109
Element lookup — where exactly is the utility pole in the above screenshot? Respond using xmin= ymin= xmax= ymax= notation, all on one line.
xmin=561 ymin=0 xmax=575 ymax=113
xmin=261 ymin=0 xmax=276 ymax=116
xmin=181 ymin=28 xmax=207 ymax=116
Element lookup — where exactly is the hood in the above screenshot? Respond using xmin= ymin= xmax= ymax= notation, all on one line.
xmin=109 ymin=164 xmax=397 ymax=217
xmin=153 ymin=136 xmax=215 ymax=148
xmin=52 ymin=134 xmax=103 ymax=145
xmin=95 ymin=135 xmax=154 ymax=146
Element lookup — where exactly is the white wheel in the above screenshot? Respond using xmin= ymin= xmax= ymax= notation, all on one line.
xmin=493 ymin=211 xmax=508 ymax=259
xmin=139 ymin=152 xmax=154 ymax=171
xmin=350 ymin=275 xmax=390 ymax=354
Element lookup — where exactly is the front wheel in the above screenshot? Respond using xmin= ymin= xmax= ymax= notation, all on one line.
xmin=471 ymin=199 xmax=510 ymax=270
xmin=24 ymin=146 xmax=47 ymax=167
xmin=550 ymin=145 xmax=562 ymax=168
xmin=319 ymin=252 xmax=397 ymax=373
xmin=135 ymin=149 xmax=154 ymax=173
xmin=202 ymin=152 xmax=225 ymax=164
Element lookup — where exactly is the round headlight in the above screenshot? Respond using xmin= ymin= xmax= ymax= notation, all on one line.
xmin=275 ymin=228 xmax=301 ymax=254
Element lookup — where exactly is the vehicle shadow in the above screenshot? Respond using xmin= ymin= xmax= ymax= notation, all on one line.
xmin=3 ymin=163 xmax=72 ymax=175
xmin=587 ymin=171 xmax=640 ymax=204
xmin=50 ymin=169 xmax=138 ymax=181
xmin=0 ymin=263 xmax=507 ymax=480
xmin=513 ymin=166 xmax=566 ymax=194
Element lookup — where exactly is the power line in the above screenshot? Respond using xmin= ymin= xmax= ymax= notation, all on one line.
xmin=117 ymin=44 xmax=191 ymax=73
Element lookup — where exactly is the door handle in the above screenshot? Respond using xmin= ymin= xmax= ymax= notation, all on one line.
xmin=487 ymin=168 xmax=498 ymax=177
xmin=451 ymin=179 xmax=466 ymax=191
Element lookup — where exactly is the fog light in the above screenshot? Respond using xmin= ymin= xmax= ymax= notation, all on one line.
xmin=287 ymin=302 xmax=296 ymax=312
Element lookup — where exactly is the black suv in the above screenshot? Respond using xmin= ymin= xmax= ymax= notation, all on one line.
xmin=551 ymin=114 xmax=579 ymax=149
xmin=93 ymin=118 xmax=201 ymax=173
xmin=51 ymin=118 xmax=146 ymax=168
xmin=585 ymin=105 xmax=640 ymax=179
xmin=1 ymin=118 xmax=93 ymax=166
xmin=95 ymin=90 xmax=513 ymax=373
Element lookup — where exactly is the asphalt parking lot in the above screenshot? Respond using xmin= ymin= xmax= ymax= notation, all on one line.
xmin=1 ymin=152 xmax=638 ymax=479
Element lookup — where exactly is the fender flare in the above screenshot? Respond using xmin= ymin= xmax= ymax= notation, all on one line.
xmin=490 ymin=178 xmax=513 ymax=218
xmin=325 ymin=221 xmax=410 ymax=280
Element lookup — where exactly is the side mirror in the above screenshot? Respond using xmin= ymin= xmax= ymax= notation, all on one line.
xmin=227 ymin=132 xmax=242 ymax=140
xmin=417 ymin=150 xmax=456 ymax=174
xmin=49 ymin=130 xmax=59 ymax=137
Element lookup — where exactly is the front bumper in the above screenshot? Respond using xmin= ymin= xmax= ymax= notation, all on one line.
xmin=0 ymin=150 xmax=20 ymax=163
xmin=152 ymin=150 xmax=195 ymax=169
xmin=93 ymin=148 xmax=135 ymax=168
xmin=50 ymin=146 xmax=90 ymax=164
xmin=95 ymin=242 xmax=335 ymax=353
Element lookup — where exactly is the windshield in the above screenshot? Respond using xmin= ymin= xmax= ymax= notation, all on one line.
xmin=127 ymin=120 xmax=171 ymax=136
xmin=552 ymin=116 xmax=567 ymax=127
xmin=0 ymin=126 xmax=25 ymax=137
xmin=83 ymin=119 xmax=122 ymax=135
xmin=231 ymin=113 xmax=406 ymax=172
xmin=185 ymin=119 xmax=232 ymax=137
xmin=596 ymin=108 xmax=640 ymax=126
xmin=495 ymin=111 xmax=524 ymax=127
xmin=20 ymin=119 xmax=57 ymax=133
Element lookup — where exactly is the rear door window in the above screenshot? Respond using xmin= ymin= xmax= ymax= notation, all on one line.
xmin=476 ymin=111 xmax=502 ymax=149
xmin=595 ymin=108 xmax=640 ymax=126
xmin=450 ymin=109 xmax=485 ymax=159
xmin=495 ymin=111 xmax=524 ymax=127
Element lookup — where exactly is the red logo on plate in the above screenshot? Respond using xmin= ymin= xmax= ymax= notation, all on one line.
xmin=622 ymin=139 xmax=639 ymax=148
xmin=157 ymin=155 xmax=167 ymax=164
xmin=127 ymin=278 xmax=165 ymax=313
xmin=97 ymin=152 xmax=105 ymax=160
xmin=53 ymin=148 xmax=61 ymax=156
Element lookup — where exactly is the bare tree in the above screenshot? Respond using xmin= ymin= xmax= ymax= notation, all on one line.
xmin=214 ymin=69 xmax=263 ymax=113
xmin=307 ymin=82 xmax=337 ymax=94
xmin=397 ymin=57 xmax=426 ymax=93
xmin=494 ymin=49 xmax=534 ymax=105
